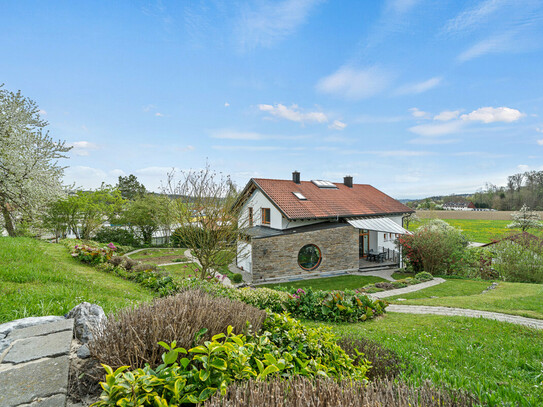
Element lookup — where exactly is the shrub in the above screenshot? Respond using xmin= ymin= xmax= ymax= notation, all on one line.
xmin=203 ymin=377 xmax=476 ymax=407
xmin=90 ymin=290 xmax=267 ymax=369
xmin=337 ymin=336 xmax=403 ymax=380
xmin=71 ymin=243 xmax=116 ymax=264
xmin=415 ymin=271 xmax=434 ymax=282
xmin=491 ymin=238 xmax=543 ymax=283
xmin=374 ymin=281 xmax=395 ymax=290
xmin=231 ymin=273 xmax=243 ymax=283
xmin=392 ymin=281 xmax=407 ymax=289
xmin=399 ymin=219 xmax=468 ymax=275
xmin=233 ymin=287 xmax=290 ymax=313
xmin=93 ymin=313 xmax=371 ymax=406
xmin=93 ymin=226 xmax=140 ymax=247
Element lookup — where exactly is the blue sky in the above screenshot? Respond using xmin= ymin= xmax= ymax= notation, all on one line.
xmin=2 ymin=0 xmax=543 ymax=198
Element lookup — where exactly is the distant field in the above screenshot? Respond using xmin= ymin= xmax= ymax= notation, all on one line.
xmin=409 ymin=218 xmax=511 ymax=243
xmin=416 ymin=210 xmax=543 ymax=220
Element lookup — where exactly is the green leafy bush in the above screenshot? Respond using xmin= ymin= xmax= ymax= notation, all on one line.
xmin=231 ymin=273 xmax=243 ymax=283
xmin=94 ymin=227 xmax=140 ymax=248
xmin=71 ymin=243 xmax=116 ymax=264
xmin=233 ymin=287 xmax=290 ymax=313
xmin=92 ymin=313 xmax=370 ymax=406
xmin=415 ymin=271 xmax=433 ymax=281
xmin=392 ymin=281 xmax=407 ymax=289
xmin=491 ymin=238 xmax=543 ymax=283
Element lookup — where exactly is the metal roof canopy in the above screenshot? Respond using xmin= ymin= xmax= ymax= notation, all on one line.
xmin=347 ymin=217 xmax=412 ymax=235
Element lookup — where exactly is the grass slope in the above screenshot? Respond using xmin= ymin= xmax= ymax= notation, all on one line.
xmin=260 ymin=275 xmax=386 ymax=291
xmin=387 ymin=279 xmax=543 ymax=320
xmin=311 ymin=313 xmax=543 ymax=405
xmin=0 ymin=237 xmax=154 ymax=323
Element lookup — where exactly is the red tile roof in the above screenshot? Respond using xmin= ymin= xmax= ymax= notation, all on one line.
xmin=247 ymin=178 xmax=413 ymax=220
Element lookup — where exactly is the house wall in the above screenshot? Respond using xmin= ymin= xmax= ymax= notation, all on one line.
xmin=239 ymin=190 xmax=283 ymax=229
xmin=251 ymin=224 xmax=358 ymax=282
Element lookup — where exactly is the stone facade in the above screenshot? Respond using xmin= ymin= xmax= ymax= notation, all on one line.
xmin=251 ymin=224 xmax=358 ymax=281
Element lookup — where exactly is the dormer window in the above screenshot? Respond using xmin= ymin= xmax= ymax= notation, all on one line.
xmin=293 ymin=192 xmax=307 ymax=200
xmin=311 ymin=180 xmax=338 ymax=189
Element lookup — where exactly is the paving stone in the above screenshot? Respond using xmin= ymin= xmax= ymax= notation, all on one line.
xmin=4 ymin=330 xmax=73 ymax=364
xmin=18 ymin=393 xmax=66 ymax=407
xmin=387 ymin=305 xmax=543 ymax=330
xmin=0 ymin=356 xmax=69 ymax=407
xmin=0 ymin=316 xmax=65 ymax=337
xmin=8 ymin=319 xmax=73 ymax=341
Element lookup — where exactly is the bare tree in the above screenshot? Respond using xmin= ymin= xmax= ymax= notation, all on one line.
xmin=162 ymin=164 xmax=244 ymax=279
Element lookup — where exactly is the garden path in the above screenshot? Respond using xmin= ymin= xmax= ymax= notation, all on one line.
xmin=387 ymin=305 xmax=543 ymax=330
xmin=369 ymin=278 xmax=446 ymax=298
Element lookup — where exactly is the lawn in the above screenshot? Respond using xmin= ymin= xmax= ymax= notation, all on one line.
xmin=260 ymin=275 xmax=386 ymax=291
xmin=409 ymin=218 xmax=511 ymax=243
xmin=129 ymin=247 xmax=189 ymax=264
xmin=387 ymin=278 xmax=543 ymax=320
xmin=157 ymin=262 xmax=200 ymax=280
xmin=310 ymin=313 xmax=543 ymax=406
xmin=0 ymin=237 xmax=154 ymax=323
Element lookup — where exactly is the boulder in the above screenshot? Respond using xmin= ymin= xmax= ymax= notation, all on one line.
xmin=76 ymin=344 xmax=91 ymax=359
xmin=66 ymin=303 xmax=106 ymax=343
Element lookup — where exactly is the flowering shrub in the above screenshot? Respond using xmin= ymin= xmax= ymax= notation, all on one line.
xmin=71 ymin=243 xmax=116 ymax=264
xmin=398 ymin=219 xmax=468 ymax=275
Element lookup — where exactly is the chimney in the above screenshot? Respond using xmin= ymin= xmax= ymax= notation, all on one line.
xmin=292 ymin=171 xmax=300 ymax=184
xmin=344 ymin=175 xmax=353 ymax=188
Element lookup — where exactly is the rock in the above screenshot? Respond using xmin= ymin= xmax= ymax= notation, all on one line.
xmin=0 ymin=316 xmax=65 ymax=338
xmin=4 ymin=330 xmax=73 ymax=364
xmin=76 ymin=344 xmax=90 ymax=359
xmin=66 ymin=303 xmax=106 ymax=344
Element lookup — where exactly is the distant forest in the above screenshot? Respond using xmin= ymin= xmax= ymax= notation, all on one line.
xmin=407 ymin=170 xmax=543 ymax=211
xmin=471 ymin=170 xmax=543 ymax=211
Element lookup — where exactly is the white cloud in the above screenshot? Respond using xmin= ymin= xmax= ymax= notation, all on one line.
xmin=409 ymin=108 xmax=428 ymax=118
xmin=110 ymin=169 xmax=126 ymax=178
xmin=236 ymin=0 xmax=322 ymax=50
xmin=258 ymin=103 xmax=327 ymax=124
xmin=518 ymin=164 xmax=530 ymax=171
xmin=224 ymin=102 xmax=230 ymax=107
xmin=536 ymin=127 xmax=543 ymax=133
xmin=537 ymin=139 xmax=543 ymax=146
xmin=143 ymin=104 xmax=156 ymax=112
xmin=176 ymin=145 xmax=195 ymax=152
xmin=386 ymin=0 xmax=421 ymax=14
xmin=409 ymin=137 xmax=459 ymax=145
xmin=212 ymin=130 xmax=265 ymax=140
xmin=316 ymin=66 xmax=393 ymax=100
xmin=328 ymin=120 xmax=347 ymax=130
xmin=409 ymin=121 xmax=465 ymax=136
xmin=155 ymin=112 xmax=164 ymax=117
xmin=38 ymin=109 xmax=47 ymax=116
xmin=212 ymin=145 xmax=290 ymax=152
xmin=69 ymin=141 xmax=100 ymax=156
xmin=460 ymin=106 xmax=525 ymax=123
xmin=396 ymin=77 xmax=442 ymax=95
xmin=135 ymin=167 xmax=180 ymax=176
xmin=457 ymin=32 xmax=515 ymax=62
xmin=367 ymin=150 xmax=434 ymax=157
xmin=434 ymin=110 xmax=461 ymax=121
xmin=445 ymin=0 xmax=506 ymax=34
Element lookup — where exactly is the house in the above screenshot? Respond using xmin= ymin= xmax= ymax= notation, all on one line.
xmin=443 ymin=202 xmax=476 ymax=211
xmin=234 ymin=172 xmax=414 ymax=282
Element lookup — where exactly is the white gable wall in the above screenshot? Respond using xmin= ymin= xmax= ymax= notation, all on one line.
xmin=240 ymin=189 xmax=283 ymax=229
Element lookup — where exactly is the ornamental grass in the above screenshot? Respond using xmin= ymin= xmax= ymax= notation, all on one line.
xmin=89 ymin=290 xmax=267 ymax=369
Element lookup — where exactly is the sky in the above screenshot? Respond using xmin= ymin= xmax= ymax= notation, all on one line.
xmin=2 ymin=0 xmax=543 ymax=199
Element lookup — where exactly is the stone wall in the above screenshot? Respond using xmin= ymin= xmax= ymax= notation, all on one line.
xmin=251 ymin=224 xmax=358 ymax=281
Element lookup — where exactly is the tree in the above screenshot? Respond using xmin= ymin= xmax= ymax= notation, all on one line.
xmin=402 ymin=212 xmax=419 ymax=230
xmin=0 ymin=85 xmax=71 ymax=236
xmin=123 ymin=194 xmax=168 ymax=246
xmin=42 ymin=198 xmax=72 ymax=242
xmin=507 ymin=204 xmax=543 ymax=232
xmin=163 ymin=165 xmax=242 ymax=280
xmin=117 ymin=174 xmax=146 ymax=201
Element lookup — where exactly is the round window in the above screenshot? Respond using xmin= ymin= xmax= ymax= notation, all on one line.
xmin=298 ymin=244 xmax=322 ymax=271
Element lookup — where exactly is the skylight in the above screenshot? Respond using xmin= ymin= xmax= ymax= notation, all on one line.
xmin=293 ymin=192 xmax=307 ymax=200
xmin=311 ymin=180 xmax=337 ymax=189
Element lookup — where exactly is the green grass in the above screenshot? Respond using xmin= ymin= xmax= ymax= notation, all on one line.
xmin=129 ymin=247 xmax=188 ymax=261
xmin=0 ymin=237 xmax=155 ymax=323
xmin=157 ymin=262 xmax=200 ymax=280
xmin=309 ymin=313 xmax=543 ymax=406
xmin=260 ymin=275 xmax=386 ymax=291
xmin=409 ymin=219 xmax=511 ymax=243
xmin=387 ymin=279 xmax=543 ymax=320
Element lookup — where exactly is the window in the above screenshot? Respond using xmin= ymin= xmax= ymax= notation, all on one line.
xmin=298 ymin=244 xmax=322 ymax=270
xmin=261 ymin=208 xmax=270 ymax=225
xmin=311 ymin=180 xmax=338 ymax=189
xmin=248 ymin=207 xmax=253 ymax=227
xmin=293 ymin=192 xmax=307 ymax=200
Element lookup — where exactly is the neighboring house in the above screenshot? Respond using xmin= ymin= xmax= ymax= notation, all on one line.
xmin=234 ymin=172 xmax=413 ymax=282
xmin=443 ymin=202 xmax=476 ymax=211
